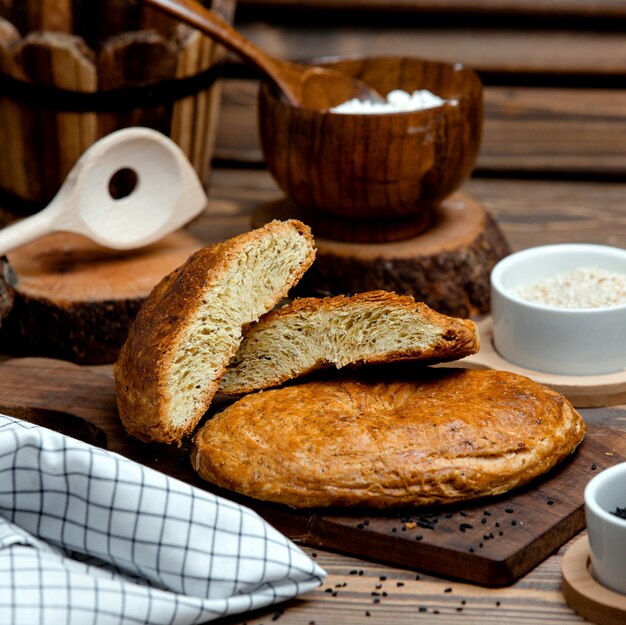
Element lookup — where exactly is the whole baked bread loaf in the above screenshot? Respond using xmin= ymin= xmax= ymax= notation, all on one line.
xmin=193 ymin=368 xmax=586 ymax=508
xmin=114 ymin=220 xmax=315 ymax=444
xmin=219 ymin=291 xmax=479 ymax=394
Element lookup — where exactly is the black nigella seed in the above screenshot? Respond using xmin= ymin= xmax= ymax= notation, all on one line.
xmin=444 ymin=587 xmax=453 ymax=593
xmin=456 ymin=607 xmax=463 ymax=612
xmin=459 ymin=523 xmax=473 ymax=532
xmin=373 ymin=598 xmax=380 ymax=604
xmin=380 ymin=576 xmax=387 ymax=581
xmin=496 ymin=601 xmax=501 ymax=607
xmin=483 ymin=534 xmax=490 ymax=540
xmin=392 ymin=527 xmax=398 ymax=533
xmin=505 ymin=508 xmax=514 ymax=514
xmin=363 ymin=520 xmax=370 ymax=526
xmin=416 ymin=534 xmax=423 ymax=541
xmin=418 ymin=521 xmax=436 ymax=530
xmin=365 ymin=612 xmax=370 ymax=617
xmin=357 ymin=523 xmax=365 ymax=529
xmin=397 ymin=582 xmax=405 ymax=587
xmin=350 ymin=570 xmax=358 ymax=575
xmin=469 ymin=548 xmax=475 ymax=553
xmin=484 ymin=510 xmax=492 ymax=516
xmin=460 ymin=511 xmax=468 ymax=517
xmin=612 ymin=506 xmax=626 ymax=520
xmin=481 ymin=518 xmax=487 ymax=524
xmin=511 ymin=520 xmax=517 ymax=526
xmin=547 ymin=499 xmax=554 ymax=505
xmin=383 ymin=592 xmax=388 ymax=597
xmin=358 ymin=570 xmax=364 ymax=576
xmin=401 ymin=526 xmax=407 ymax=532
xmin=461 ymin=600 xmax=467 ymax=605
xmin=445 ymin=512 xmax=454 ymax=519
xmin=312 ymin=552 xmax=317 ymax=558
xmin=591 ymin=464 xmax=597 ymax=470
xmin=325 ymin=588 xmax=333 ymax=593
xmin=479 ymin=542 xmax=484 ymax=548
xmin=375 ymin=584 xmax=382 ymax=589
xmin=499 ymin=531 xmax=504 ymax=536
xmin=371 ymin=592 xmax=380 ymax=597
xmin=418 ymin=606 xmax=427 ymax=612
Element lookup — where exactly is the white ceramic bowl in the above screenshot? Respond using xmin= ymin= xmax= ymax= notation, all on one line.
xmin=584 ymin=462 xmax=626 ymax=594
xmin=490 ymin=244 xmax=626 ymax=375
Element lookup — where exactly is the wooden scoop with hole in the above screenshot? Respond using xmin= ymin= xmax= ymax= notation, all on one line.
xmin=0 ymin=127 xmax=208 ymax=256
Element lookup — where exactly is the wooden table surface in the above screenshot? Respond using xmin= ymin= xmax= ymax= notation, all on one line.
xmin=3 ymin=1 xmax=626 ymax=624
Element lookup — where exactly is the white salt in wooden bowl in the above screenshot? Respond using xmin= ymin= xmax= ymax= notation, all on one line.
xmin=490 ymin=244 xmax=626 ymax=375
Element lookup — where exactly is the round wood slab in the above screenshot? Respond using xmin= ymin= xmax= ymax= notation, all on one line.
xmin=448 ymin=317 xmax=626 ymax=408
xmin=562 ymin=536 xmax=626 ymax=625
xmin=0 ymin=230 xmax=202 ymax=364
xmin=253 ymin=191 xmax=511 ymax=318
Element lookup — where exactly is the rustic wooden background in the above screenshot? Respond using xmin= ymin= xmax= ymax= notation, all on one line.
xmin=3 ymin=0 xmax=626 ymax=623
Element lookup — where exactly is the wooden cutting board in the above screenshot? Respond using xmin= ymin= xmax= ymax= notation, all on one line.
xmin=0 ymin=356 xmax=623 ymax=587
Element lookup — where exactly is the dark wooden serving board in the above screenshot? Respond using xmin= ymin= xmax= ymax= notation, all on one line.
xmin=0 ymin=356 xmax=624 ymax=587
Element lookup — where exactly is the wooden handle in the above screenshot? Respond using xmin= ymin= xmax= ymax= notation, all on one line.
xmin=0 ymin=209 xmax=58 ymax=256
xmin=143 ymin=0 xmax=302 ymax=104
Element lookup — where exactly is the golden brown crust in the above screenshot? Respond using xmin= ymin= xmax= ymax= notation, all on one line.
xmin=114 ymin=220 xmax=315 ymax=444
xmin=193 ymin=368 xmax=587 ymax=508
xmin=220 ymin=290 xmax=479 ymax=394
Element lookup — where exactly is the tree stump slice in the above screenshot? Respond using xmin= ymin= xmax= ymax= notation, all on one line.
xmin=0 ymin=230 xmax=202 ymax=364
xmin=0 ymin=256 xmax=15 ymax=329
xmin=253 ymin=191 xmax=511 ymax=318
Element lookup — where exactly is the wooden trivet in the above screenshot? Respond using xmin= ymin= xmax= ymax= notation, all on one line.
xmin=253 ymin=191 xmax=510 ymax=318
xmin=0 ymin=230 xmax=202 ymax=364
xmin=447 ymin=317 xmax=626 ymax=408
xmin=562 ymin=536 xmax=626 ymax=625
xmin=252 ymin=196 xmax=433 ymax=243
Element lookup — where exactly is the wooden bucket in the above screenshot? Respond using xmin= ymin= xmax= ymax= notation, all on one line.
xmin=0 ymin=0 xmax=236 ymax=207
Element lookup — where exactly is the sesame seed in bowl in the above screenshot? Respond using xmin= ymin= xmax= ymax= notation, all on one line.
xmin=490 ymin=244 xmax=626 ymax=376
xmin=512 ymin=267 xmax=626 ymax=310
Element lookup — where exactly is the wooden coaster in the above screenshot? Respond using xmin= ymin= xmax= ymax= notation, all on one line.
xmin=254 ymin=191 xmax=511 ymax=318
xmin=252 ymin=196 xmax=433 ymax=243
xmin=446 ymin=317 xmax=626 ymax=408
xmin=562 ymin=536 xmax=626 ymax=625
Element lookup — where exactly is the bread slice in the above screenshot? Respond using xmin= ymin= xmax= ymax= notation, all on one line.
xmin=194 ymin=368 xmax=587 ymax=508
xmin=219 ymin=290 xmax=479 ymax=394
xmin=114 ymin=220 xmax=316 ymax=444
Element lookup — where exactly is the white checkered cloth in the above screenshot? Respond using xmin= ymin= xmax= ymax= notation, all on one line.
xmin=0 ymin=414 xmax=325 ymax=625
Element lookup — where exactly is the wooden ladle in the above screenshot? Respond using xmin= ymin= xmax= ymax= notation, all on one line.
xmin=0 ymin=127 xmax=207 ymax=255
xmin=144 ymin=0 xmax=385 ymax=109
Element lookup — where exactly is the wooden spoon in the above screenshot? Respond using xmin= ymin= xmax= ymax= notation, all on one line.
xmin=144 ymin=0 xmax=385 ymax=110
xmin=0 ymin=127 xmax=207 ymax=255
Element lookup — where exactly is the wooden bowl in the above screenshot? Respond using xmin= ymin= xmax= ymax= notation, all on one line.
xmin=258 ymin=56 xmax=483 ymax=222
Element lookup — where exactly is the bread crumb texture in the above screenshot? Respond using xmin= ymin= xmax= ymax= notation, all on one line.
xmin=113 ymin=220 xmax=315 ymax=444
xmin=193 ymin=369 xmax=586 ymax=508
xmin=220 ymin=290 xmax=479 ymax=394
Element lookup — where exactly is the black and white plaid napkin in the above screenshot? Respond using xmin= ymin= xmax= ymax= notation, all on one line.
xmin=0 ymin=414 xmax=325 ymax=624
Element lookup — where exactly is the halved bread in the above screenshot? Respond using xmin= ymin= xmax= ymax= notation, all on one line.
xmin=114 ymin=220 xmax=315 ymax=444
xmin=219 ymin=290 xmax=479 ymax=394
xmin=194 ymin=368 xmax=587 ymax=508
